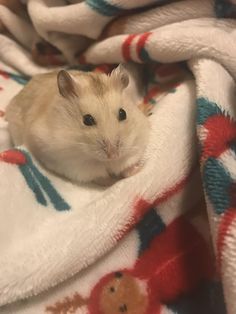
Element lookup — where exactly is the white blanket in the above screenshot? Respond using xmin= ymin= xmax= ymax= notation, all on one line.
xmin=0 ymin=1 xmax=235 ymax=313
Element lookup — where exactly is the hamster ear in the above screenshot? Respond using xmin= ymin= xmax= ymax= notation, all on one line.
xmin=57 ymin=70 xmax=78 ymax=99
xmin=111 ymin=64 xmax=129 ymax=89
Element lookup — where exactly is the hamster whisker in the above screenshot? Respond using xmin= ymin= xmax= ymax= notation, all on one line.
xmin=122 ymin=146 xmax=139 ymax=152
xmin=96 ymin=140 xmax=106 ymax=149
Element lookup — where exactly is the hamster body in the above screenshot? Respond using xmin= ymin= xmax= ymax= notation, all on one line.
xmin=6 ymin=65 xmax=150 ymax=185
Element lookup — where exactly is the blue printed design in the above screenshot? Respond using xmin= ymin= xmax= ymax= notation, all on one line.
xmin=197 ymin=97 xmax=224 ymax=125
xmin=10 ymin=73 xmax=30 ymax=85
xmin=203 ymin=158 xmax=232 ymax=215
xmin=18 ymin=150 xmax=71 ymax=211
xmin=149 ymin=98 xmax=157 ymax=105
xmin=20 ymin=164 xmax=47 ymax=206
xmin=86 ymin=0 xmax=124 ymax=16
xmin=197 ymin=97 xmax=236 ymax=216
xmin=139 ymin=47 xmax=153 ymax=62
xmin=136 ymin=208 xmax=165 ymax=254
xmin=169 ymin=87 xmax=177 ymax=93
xmin=86 ymin=0 xmax=173 ymax=16
xmin=214 ymin=0 xmax=236 ymax=18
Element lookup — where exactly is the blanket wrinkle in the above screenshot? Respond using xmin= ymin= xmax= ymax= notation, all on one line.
xmin=0 ymin=0 xmax=235 ymax=314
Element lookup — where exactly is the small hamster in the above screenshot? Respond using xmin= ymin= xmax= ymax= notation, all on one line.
xmin=6 ymin=65 xmax=150 ymax=185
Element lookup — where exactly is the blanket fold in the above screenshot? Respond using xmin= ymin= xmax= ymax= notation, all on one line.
xmin=0 ymin=0 xmax=235 ymax=313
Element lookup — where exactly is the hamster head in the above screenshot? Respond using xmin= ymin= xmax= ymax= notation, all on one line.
xmin=47 ymin=65 xmax=150 ymax=163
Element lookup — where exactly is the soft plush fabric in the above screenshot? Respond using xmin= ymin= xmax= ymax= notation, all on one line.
xmin=0 ymin=0 xmax=235 ymax=313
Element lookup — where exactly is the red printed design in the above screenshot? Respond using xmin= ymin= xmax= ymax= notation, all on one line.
xmin=136 ymin=32 xmax=152 ymax=62
xmin=122 ymin=34 xmax=138 ymax=62
xmin=143 ymin=82 xmax=180 ymax=104
xmin=202 ymin=115 xmax=236 ymax=159
xmin=46 ymin=217 xmax=213 ymax=314
xmin=0 ymin=149 xmax=27 ymax=165
xmin=0 ymin=70 xmax=9 ymax=80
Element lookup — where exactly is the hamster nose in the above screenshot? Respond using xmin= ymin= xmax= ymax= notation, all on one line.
xmin=103 ymin=139 xmax=120 ymax=159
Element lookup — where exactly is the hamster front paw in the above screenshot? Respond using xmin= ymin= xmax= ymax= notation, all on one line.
xmin=94 ymin=176 xmax=117 ymax=186
xmin=121 ymin=162 xmax=143 ymax=178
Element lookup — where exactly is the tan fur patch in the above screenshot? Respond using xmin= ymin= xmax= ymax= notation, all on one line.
xmin=88 ymin=73 xmax=107 ymax=96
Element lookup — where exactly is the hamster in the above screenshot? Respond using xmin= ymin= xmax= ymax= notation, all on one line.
xmin=6 ymin=65 xmax=150 ymax=185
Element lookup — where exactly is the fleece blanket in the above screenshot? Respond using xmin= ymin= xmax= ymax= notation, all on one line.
xmin=0 ymin=0 xmax=236 ymax=313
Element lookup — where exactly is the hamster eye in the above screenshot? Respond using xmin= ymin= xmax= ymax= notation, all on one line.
xmin=83 ymin=114 xmax=96 ymax=126
xmin=118 ymin=108 xmax=127 ymax=121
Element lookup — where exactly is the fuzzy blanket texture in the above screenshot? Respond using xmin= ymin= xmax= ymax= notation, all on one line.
xmin=0 ymin=0 xmax=236 ymax=313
